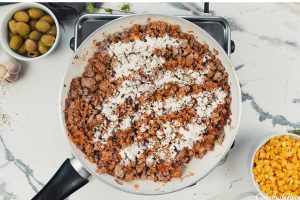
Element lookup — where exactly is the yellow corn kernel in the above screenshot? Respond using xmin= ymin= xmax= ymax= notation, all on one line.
xmin=281 ymin=159 xmax=288 ymax=166
xmin=291 ymin=174 xmax=298 ymax=180
xmin=255 ymin=164 xmax=263 ymax=171
xmin=270 ymin=161 xmax=277 ymax=168
xmin=286 ymin=151 xmax=293 ymax=157
xmin=272 ymin=189 xmax=279 ymax=196
xmin=260 ymin=185 xmax=267 ymax=191
xmin=264 ymin=160 xmax=271 ymax=165
xmin=269 ymin=176 xmax=276 ymax=182
xmin=283 ymin=185 xmax=289 ymax=191
xmin=292 ymin=156 xmax=297 ymax=163
xmin=259 ymin=152 xmax=266 ymax=159
xmin=278 ymin=172 xmax=285 ymax=178
xmin=265 ymin=189 xmax=272 ymax=196
xmin=277 ymin=180 xmax=285 ymax=186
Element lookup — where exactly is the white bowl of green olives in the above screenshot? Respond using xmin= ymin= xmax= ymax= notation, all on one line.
xmin=0 ymin=2 xmax=60 ymax=61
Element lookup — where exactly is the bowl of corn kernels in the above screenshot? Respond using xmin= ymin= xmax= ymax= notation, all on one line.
xmin=250 ymin=133 xmax=300 ymax=199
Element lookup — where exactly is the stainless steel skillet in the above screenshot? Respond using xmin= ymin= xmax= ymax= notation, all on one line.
xmin=32 ymin=13 xmax=241 ymax=200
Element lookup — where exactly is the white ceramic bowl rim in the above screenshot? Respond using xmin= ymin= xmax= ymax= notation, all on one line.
xmin=250 ymin=132 xmax=300 ymax=198
xmin=0 ymin=2 xmax=60 ymax=61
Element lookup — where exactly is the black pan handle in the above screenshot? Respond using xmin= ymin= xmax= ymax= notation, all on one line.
xmin=32 ymin=158 xmax=90 ymax=200
xmin=204 ymin=2 xmax=209 ymax=13
xmin=231 ymin=40 xmax=235 ymax=54
xmin=70 ymin=37 xmax=75 ymax=51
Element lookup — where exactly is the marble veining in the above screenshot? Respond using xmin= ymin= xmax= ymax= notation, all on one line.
xmin=227 ymin=171 xmax=248 ymax=190
xmin=0 ymin=181 xmax=17 ymax=200
xmin=293 ymin=98 xmax=300 ymax=103
xmin=227 ymin=17 xmax=300 ymax=50
xmin=235 ymin=64 xmax=245 ymax=71
xmin=242 ymin=91 xmax=300 ymax=128
xmin=0 ymin=135 xmax=44 ymax=194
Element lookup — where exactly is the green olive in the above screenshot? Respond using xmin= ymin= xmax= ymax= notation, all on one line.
xmin=28 ymin=8 xmax=44 ymax=19
xmin=40 ymin=34 xmax=55 ymax=47
xmin=28 ymin=31 xmax=42 ymax=41
xmin=8 ymin=19 xmax=17 ymax=34
xmin=40 ymin=15 xmax=54 ymax=25
xmin=13 ymin=11 xmax=29 ymax=22
xmin=35 ymin=20 xmax=50 ymax=33
xmin=9 ymin=35 xmax=23 ymax=50
xmin=17 ymin=43 xmax=26 ymax=54
xmin=29 ymin=19 xmax=38 ymax=30
xmin=27 ymin=50 xmax=40 ymax=58
xmin=15 ymin=22 xmax=30 ymax=37
xmin=37 ymin=40 xmax=49 ymax=54
xmin=48 ymin=25 xmax=56 ymax=36
xmin=25 ymin=39 xmax=37 ymax=52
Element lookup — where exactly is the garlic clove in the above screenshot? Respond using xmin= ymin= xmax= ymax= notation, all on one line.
xmin=0 ymin=50 xmax=22 ymax=82
xmin=8 ymin=62 xmax=21 ymax=74
xmin=0 ymin=64 xmax=8 ymax=80
xmin=5 ymin=73 xmax=18 ymax=83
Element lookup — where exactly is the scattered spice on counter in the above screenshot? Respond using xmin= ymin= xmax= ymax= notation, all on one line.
xmin=0 ymin=84 xmax=6 ymax=96
xmin=0 ymin=113 xmax=10 ymax=126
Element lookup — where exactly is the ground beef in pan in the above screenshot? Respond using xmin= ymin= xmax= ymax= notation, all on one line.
xmin=64 ymin=21 xmax=232 ymax=183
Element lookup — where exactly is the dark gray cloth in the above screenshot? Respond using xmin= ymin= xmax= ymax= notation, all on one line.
xmin=41 ymin=3 xmax=86 ymax=20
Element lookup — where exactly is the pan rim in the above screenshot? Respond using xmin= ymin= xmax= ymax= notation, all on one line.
xmin=58 ymin=13 xmax=242 ymax=195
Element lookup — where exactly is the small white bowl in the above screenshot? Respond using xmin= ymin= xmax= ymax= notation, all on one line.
xmin=249 ymin=132 xmax=300 ymax=198
xmin=0 ymin=2 xmax=60 ymax=61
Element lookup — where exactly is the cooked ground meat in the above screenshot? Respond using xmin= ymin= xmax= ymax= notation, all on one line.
xmin=65 ymin=21 xmax=231 ymax=183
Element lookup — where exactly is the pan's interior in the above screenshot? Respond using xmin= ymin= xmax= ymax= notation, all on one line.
xmin=59 ymin=14 xmax=241 ymax=195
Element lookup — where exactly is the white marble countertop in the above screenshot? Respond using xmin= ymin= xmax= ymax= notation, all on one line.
xmin=1 ymin=2 xmax=300 ymax=200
